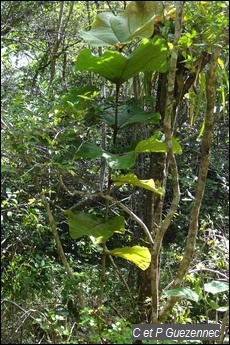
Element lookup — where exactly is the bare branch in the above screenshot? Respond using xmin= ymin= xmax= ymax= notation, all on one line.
xmin=150 ymin=1 xmax=184 ymax=324
xmin=159 ymin=45 xmax=222 ymax=322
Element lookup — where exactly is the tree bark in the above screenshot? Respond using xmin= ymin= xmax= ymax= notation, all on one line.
xmin=137 ymin=1 xmax=184 ymax=323
xmin=159 ymin=44 xmax=221 ymax=322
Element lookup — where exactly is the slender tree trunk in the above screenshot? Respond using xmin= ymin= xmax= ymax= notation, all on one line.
xmin=137 ymin=72 xmax=168 ymax=320
xmin=158 ymin=44 xmax=221 ymax=321
xmin=137 ymin=2 xmax=184 ymax=323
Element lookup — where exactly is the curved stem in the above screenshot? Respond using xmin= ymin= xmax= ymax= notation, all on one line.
xmin=99 ymin=83 xmax=119 ymax=305
xmin=150 ymin=1 xmax=184 ymax=324
xmin=159 ymin=45 xmax=221 ymax=322
xmin=32 ymin=174 xmax=84 ymax=309
xmin=113 ymin=84 xmax=120 ymax=144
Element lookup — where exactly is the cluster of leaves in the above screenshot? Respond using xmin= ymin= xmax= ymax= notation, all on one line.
xmin=1 ymin=1 xmax=229 ymax=343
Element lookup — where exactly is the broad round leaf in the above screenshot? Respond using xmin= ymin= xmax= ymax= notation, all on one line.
xmin=65 ymin=210 xmax=125 ymax=244
xmin=101 ymin=104 xmax=161 ymax=129
xmin=79 ymin=2 xmax=164 ymax=46
xmin=135 ymin=136 xmax=182 ymax=154
xmin=204 ymin=281 xmax=229 ymax=294
xmin=163 ymin=288 xmax=200 ymax=302
xmin=102 ymin=151 xmax=136 ymax=170
xmin=76 ymin=37 xmax=168 ymax=86
xmin=109 ymin=246 xmax=151 ymax=270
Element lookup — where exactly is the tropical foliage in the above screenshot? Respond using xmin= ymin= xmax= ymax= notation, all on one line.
xmin=1 ymin=1 xmax=229 ymax=344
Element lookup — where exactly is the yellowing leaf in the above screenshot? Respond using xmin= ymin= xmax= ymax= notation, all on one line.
xmin=135 ymin=136 xmax=182 ymax=154
xmin=218 ymin=58 xmax=224 ymax=69
xmin=109 ymin=246 xmax=151 ymax=270
xmin=112 ymin=173 xmax=163 ymax=195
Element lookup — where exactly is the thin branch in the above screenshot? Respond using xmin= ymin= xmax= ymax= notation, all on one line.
xmin=61 ymin=174 xmax=154 ymax=245
xmin=1 ymin=299 xmax=37 ymax=321
xmin=150 ymin=1 xmax=184 ymax=324
xmin=60 ymin=172 xmax=153 ymax=307
xmin=32 ymin=174 xmax=85 ymax=309
xmin=107 ymin=253 xmax=135 ymax=307
xmin=161 ymin=0 xmax=183 ymax=243
xmin=86 ymin=179 xmax=154 ymax=245
xmin=59 ymin=174 xmax=93 ymax=197
xmin=218 ymin=310 xmax=229 ymax=344
xmin=188 ymin=268 xmax=229 ymax=281
xmin=159 ymin=45 xmax=222 ymax=322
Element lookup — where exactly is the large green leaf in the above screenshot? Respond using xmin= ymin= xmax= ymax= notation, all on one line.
xmin=79 ymin=2 xmax=164 ymax=46
xmin=135 ymin=136 xmax=182 ymax=154
xmin=204 ymin=281 xmax=229 ymax=294
xmin=163 ymin=288 xmax=200 ymax=302
xmin=74 ymin=141 xmax=136 ymax=168
xmin=102 ymin=151 xmax=136 ymax=170
xmin=75 ymin=141 xmax=103 ymax=159
xmin=76 ymin=37 xmax=168 ymax=86
xmin=112 ymin=173 xmax=163 ymax=195
xmin=65 ymin=210 xmax=125 ymax=245
xmin=109 ymin=246 xmax=151 ymax=270
xmin=73 ymin=135 xmax=181 ymax=168
xmin=101 ymin=104 xmax=161 ymax=129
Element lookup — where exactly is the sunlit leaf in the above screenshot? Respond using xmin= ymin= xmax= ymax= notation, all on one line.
xmin=204 ymin=281 xmax=229 ymax=294
xmin=48 ymin=85 xmax=99 ymax=118
xmin=208 ymin=301 xmax=229 ymax=312
xmin=76 ymin=37 xmax=168 ymax=86
xmin=216 ymin=306 xmax=229 ymax=312
xmin=135 ymin=136 xmax=182 ymax=154
xmin=198 ymin=120 xmax=205 ymax=137
xmin=102 ymin=151 xmax=136 ymax=169
xmin=79 ymin=2 xmax=164 ymax=46
xmin=218 ymin=57 xmax=225 ymax=69
xmin=163 ymin=288 xmax=200 ymax=302
xmin=109 ymin=245 xmax=151 ymax=270
xmin=112 ymin=173 xmax=163 ymax=194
